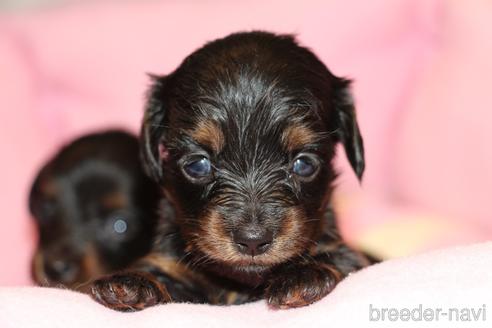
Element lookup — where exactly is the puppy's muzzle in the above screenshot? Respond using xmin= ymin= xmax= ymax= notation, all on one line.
xmin=44 ymin=257 xmax=79 ymax=283
xmin=233 ymin=226 xmax=273 ymax=257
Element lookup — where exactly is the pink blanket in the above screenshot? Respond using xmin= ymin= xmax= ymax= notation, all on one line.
xmin=1 ymin=242 xmax=491 ymax=327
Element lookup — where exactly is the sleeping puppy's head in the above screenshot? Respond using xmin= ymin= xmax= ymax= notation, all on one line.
xmin=141 ymin=32 xmax=364 ymax=272
xmin=29 ymin=130 xmax=160 ymax=288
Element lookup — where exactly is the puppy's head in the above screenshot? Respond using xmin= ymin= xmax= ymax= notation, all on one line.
xmin=141 ymin=32 xmax=364 ymax=272
xmin=29 ymin=130 xmax=160 ymax=288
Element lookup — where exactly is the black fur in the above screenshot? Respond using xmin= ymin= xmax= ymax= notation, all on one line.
xmin=90 ymin=31 xmax=370 ymax=310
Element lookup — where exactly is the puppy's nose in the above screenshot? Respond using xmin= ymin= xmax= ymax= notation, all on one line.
xmin=233 ymin=229 xmax=273 ymax=256
xmin=44 ymin=259 xmax=78 ymax=283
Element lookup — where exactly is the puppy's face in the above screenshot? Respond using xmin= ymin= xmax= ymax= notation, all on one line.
xmin=142 ymin=32 xmax=364 ymax=272
xmin=29 ymin=131 xmax=160 ymax=288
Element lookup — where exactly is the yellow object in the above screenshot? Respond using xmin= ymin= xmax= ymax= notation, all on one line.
xmin=354 ymin=217 xmax=459 ymax=259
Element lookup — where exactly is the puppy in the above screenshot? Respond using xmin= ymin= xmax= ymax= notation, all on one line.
xmin=91 ymin=31 xmax=370 ymax=310
xmin=29 ymin=130 xmax=161 ymax=290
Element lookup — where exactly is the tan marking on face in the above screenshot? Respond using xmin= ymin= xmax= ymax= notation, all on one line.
xmin=101 ymin=192 xmax=127 ymax=209
xmin=269 ymin=207 xmax=309 ymax=262
xmin=80 ymin=244 xmax=104 ymax=279
xmin=193 ymin=209 xmax=238 ymax=263
xmin=281 ymin=124 xmax=318 ymax=152
xmin=193 ymin=207 xmax=310 ymax=267
xmin=32 ymin=251 xmax=47 ymax=286
xmin=190 ymin=120 xmax=224 ymax=153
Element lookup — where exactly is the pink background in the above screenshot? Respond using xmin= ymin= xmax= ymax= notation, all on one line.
xmin=1 ymin=0 xmax=491 ymax=286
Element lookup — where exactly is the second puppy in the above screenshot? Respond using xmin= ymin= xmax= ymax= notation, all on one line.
xmin=30 ymin=130 xmax=161 ymax=290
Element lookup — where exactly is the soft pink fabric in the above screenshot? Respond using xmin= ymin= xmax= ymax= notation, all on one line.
xmin=1 ymin=242 xmax=491 ymax=327
xmin=0 ymin=0 xmax=491 ymax=286
xmin=394 ymin=0 xmax=492 ymax=228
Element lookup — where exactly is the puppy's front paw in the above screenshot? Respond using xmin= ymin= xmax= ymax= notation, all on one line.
xmin=266 ymin=263 xmax=342 ymax=309
xmin=90 ymin=272 xmax=171 ymax=312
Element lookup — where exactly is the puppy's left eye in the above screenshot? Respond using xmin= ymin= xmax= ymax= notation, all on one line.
xmin=292 ymin=155 xmax=319 ymax=179
xmin=183 ymin=157 xmax=212 ymax=179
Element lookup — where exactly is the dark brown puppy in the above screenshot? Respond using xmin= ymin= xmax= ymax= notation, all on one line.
xmin=29 ymin=130 xmax=161 ymax=290
xmin=91 ymin=31 xmax=370 ymax=310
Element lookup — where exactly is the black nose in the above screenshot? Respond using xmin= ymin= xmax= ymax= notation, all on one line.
xmin=233 ymin=228 xmax=273 ymax=256
xmin=44 ymin=259 xmax=78 ymax=283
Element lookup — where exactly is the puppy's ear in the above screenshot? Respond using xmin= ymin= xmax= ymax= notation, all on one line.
xmin=333 ymin=78 xmax=365 ymax=180
xmin=140 ymin=74 xmax=168 ymax=182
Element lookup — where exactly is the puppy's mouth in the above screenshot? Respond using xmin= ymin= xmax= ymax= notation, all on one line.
xmin=192 ymin=207 xmax=309 ymax=268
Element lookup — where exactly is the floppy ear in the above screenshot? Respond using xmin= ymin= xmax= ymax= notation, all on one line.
xmin=140 ymin=74 xmax=168 ymax=182
xmin=333 ymin=78 xmax=365 ymax=181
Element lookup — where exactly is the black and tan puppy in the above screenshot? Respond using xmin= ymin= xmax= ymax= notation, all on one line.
xmin=29 ymin=130 xmax=160 ymax=290
xmin=91 ymin=31 xmax=370 ymax=310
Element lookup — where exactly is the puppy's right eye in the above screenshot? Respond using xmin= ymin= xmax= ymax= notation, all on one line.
xmin=183 ymin=157 xmax=212 ymax=180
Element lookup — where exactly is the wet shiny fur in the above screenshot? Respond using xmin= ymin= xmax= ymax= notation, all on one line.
xmin=90 ymin=31 xmax=371 ymax=310
xmin=29 ymin=130 xmax=160 ymax=290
